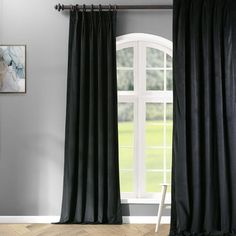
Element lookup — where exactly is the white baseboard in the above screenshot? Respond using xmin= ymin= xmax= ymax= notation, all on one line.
xmin=0 ymin=216 xmax=60 ymax=224
xmin=0 ymin=216 xmax=170 ymax=224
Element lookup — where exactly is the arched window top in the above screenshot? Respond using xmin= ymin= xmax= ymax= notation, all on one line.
xmin=116 ymin=33 xmax=173 ymax=93
xmin=117 ymin=33 xmax=172 ymax=56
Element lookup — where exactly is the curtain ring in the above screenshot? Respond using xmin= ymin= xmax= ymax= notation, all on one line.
xmin=91 ymin=4 xmax=94 ymax=12
xmin=114 ymin=5 xmax=117 ymax=12
xmin=109 ymin=4 xmax=112 ymax=11
xmin=99 ymin=4 xmax=102 ymax=12
xmin=75 ymin=4 xmax=79 ymax=11
xmin=83 ymin=4 xmax=86 ymax=12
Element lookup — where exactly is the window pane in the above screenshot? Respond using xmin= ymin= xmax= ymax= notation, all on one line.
xmin=146 ymin=124 xmax=164 ymax=146
xmin=166 ymin=125 xmax=173 ymax=146
xmin=146 ymin=103 xmax=164 ymax=122
xmin=146 ymin=70 xmax=164 ymax=90
xmin=117 ymin=47 xmax=133 ymax=68
xmin=118 ymin=122 xmax=134 ymax=146
xmin=146 ymin=103 xmax=164 ymax=146
xmin=117 ymin=70 xmax=134 ymax=91
xmin=118 ymin=103 xmax=134 ymax=146
xmin=118 ymin=103 xmax=134 ymax=193
xmin=120 ymin=171 xmax=134 ymax=192
xmin=145 ymin=149 xmax=164 ymax=169
xmin=118 ymin=103 xmax=134 ymax=122
xmin=166 ymin=148 xmax=172 ymax=170
xmin=166 ymin=103 xmax=173 ymax=121
xmin=146 ymin=148 xmax=164 ymax=159
xmin=166 ymin=54 xmax=172 ymax=68
xmin=146 ymin=172 xmax=163 ymax=192
xmin=119 ymin=148 xmax=134 ymax=169
xmin=146 ymin=48 xmax=164 ymax=67
xmin=166 ymin=70 xmax=173 ymax=90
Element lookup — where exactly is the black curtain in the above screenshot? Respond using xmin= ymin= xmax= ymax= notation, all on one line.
xmin=170 ymin=0 xmax=236 ymax=235
xmin=59 ymin=9 xmax=122 ymax=224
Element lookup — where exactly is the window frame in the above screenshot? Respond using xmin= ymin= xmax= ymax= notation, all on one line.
xmin=117 ymin=33 xmax=173 ymax=202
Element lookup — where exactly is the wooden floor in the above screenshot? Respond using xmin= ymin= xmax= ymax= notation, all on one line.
xmin=0 ymin=224 xmax=169 ymax=236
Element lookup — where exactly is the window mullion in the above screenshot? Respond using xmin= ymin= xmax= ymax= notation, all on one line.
xmin=133 ymin=41 xmax=139 ymax=199
xmin=163 ymin=53 xmax=167 ymax=184
xmin=136 ymin=42 xmax=146 ymax=198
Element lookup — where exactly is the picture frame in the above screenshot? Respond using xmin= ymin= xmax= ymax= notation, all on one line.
xmin=0 ymin=45 xmax=26 ymax=93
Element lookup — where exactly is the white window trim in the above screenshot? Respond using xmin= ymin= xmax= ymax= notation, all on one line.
xmin=121 ymin=194 xmax=171 ymax=204
xmin=117 ymin=33 xmax=173 ymax=202
xmin=117 ymin=33 xmax=173 ymax=50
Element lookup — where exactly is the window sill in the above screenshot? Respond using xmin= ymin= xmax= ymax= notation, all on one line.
xmin=121 ymin=197 xmax=171 ymax=204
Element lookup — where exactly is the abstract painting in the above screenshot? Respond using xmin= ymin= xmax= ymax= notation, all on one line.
xmin=0 ymin=45 xmax=26 ymax=93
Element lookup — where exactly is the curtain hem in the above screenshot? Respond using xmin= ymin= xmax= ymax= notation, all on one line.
xmin=170 ymin=230 xmax=236 ymax=236
xmin=54 ymin=221 xmax=122 ymax=225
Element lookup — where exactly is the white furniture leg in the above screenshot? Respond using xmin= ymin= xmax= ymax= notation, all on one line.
xmin=155 ymin=184 xmax=167 ymax=233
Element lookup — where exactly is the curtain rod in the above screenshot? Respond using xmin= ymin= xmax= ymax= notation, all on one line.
xmin=54 ymin=4 xmax=173 ymax=12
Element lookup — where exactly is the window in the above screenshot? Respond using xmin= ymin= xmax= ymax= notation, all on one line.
xmin=117 ymin=34 xmax=173 ymax=201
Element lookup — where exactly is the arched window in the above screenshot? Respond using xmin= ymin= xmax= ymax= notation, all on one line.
xmin=117 ymin=33 xmax=173 ymax=201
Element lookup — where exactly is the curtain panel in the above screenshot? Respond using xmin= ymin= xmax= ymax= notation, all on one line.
xmin=171 ymin=0 xmax=236 ymax=235
xmin=59 ymin=10 xmax=122 ymax=224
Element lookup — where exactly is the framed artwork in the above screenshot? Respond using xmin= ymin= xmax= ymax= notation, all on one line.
xmin=0 ymin=45 xmax=26 ymax=93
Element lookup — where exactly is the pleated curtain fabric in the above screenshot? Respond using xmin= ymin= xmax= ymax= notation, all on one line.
xmin=59 ymin=9 xmax=122 ymax=224
xmin=170 ymin=0 xmax=236 ymax=235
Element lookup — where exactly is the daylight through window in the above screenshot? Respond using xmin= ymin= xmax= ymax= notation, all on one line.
xmin=117 ymin=34 xmax=173 ymax=200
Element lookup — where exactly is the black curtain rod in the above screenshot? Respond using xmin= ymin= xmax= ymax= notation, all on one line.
xmin=54 ymin=4 xmax=173 ymax=12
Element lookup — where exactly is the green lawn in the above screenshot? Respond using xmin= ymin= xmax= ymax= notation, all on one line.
xmin=118 ymin=121 xmax=173 ymax=193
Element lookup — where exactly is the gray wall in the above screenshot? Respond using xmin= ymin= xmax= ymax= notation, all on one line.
xmin=0 ymin=0 xmax=172 ymax=216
